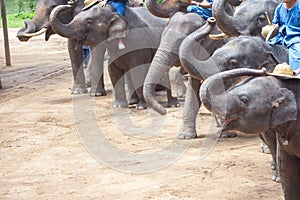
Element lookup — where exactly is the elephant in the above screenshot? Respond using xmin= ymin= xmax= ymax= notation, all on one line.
xmin=143 ymin=0 xmax=231 ymax=138
xmin=50 ymin=3 xmax=180 ymax=108
xmin=212 ymin=0 xmax=281 ymax=37
xmin=200 ymin=67 xmax=300 ymax=200
xmin=17 ymin=0 xmax=106 ymax=96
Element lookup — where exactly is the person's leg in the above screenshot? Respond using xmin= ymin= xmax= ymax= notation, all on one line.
xmin=186 ymin=5 xmax=211 ymax=20
xmin=109 ymin=1 xmax=126 ymax=16
xmin=288 ymin=43 xmax=300 ymax=75
xmin=83 ymin=46 xmax=90 ymax=67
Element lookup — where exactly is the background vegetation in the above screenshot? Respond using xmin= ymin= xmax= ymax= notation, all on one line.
xmin=1 ymin=0 xmax=36 ymax=28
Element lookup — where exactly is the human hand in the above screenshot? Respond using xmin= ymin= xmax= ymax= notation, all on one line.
xmin=99 ymin=0 xmax=106 ymax=7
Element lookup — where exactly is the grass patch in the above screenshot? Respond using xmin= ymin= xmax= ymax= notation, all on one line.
xmin=0 ymin=11 xmax=35 ymax=28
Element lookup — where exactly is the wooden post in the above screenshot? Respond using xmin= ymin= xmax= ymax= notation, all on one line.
xmin=1 ymin=0 xmax=12 ymax=66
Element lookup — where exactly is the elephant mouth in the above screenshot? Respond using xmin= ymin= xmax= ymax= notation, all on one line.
xmin=220 ymin=116 xmax=239 ymax=132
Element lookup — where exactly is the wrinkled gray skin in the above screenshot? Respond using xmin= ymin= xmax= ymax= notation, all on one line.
xmin=179 ymin=19 xmax=289 ymax=139
xmin=143 ymin=0 xmax=230 ymax=139
xmin=180 ymin=33 xmax=288 ymax=181
xmin=213 ymin=0 xmax=281 ymax=37
xmin=17 ymin=0 xmax=106 ymax=96
xmin=50 ymin=5 xmax=178 ymax=108
xmin=151 ymin=0 xmax=282 ymax=140
xmin=200 ymin=68 xmax=300 ymax=200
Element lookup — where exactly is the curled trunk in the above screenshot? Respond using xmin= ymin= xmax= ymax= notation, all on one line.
xmin=50 ymin=5 xmax=82 ymax=40
xmin=143 ymin=49 xmax=178 ymax=115
xmin=146 ymin=0 xmax=189 ymax=18
xmin=179 ymin=17 xmax=219 ymax=80
xmin=212 ymin=0 xmax=239 ymax=36
xmin=17 ymin=19 xmax=37 ymax=41
xmin=200 ymin=68 xmax=267 ymax=114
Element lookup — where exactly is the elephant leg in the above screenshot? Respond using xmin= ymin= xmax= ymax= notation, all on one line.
xmin=129 ymin=64 xmax=149 ymax=109
xmin=161 ymin=72 xmax=180 ymax=108
xmin=260 ymin=130 xmax=281 ymax=182
xmin=89 ymin=45 xmax=106 ymax=96
xmin=108 ymin=62 xmax=128 ymax=108
xmin=278 ymin=143 xmax=300 ymax=199
xmin=125 ymin=73 xmax=139 ymax=105
xmin=68 ymin=39 xmax=88 ymax=94
xmin=169 ymin=67 xmax=187 ymax=100
xmin=178 ymin=76 xmax=201 ymax=139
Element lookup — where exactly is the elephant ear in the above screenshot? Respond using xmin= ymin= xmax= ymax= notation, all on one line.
xmin=270 ymin=88 xmax=297 ymax=128
xmin=107 ymin=13 xmax=128 ymax=42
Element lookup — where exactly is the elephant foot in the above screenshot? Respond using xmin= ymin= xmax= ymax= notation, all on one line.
xmin=272 ymin=170 xmax=281 ymax=183
xmin=128 ymin=97 xmax=139 ymax=105
xmin=219 ymin=131 xmax=237 ymax=138
xmin=178 ymin=130 xmax=197 ymax=139
xmin=260 ymin=142 xmax=271 ymax=154
xmin=136 ymin=102 xmax=147 ymax=110
xmin=271 ymin=160 xmax=276 ymax=170
xmin=112 ymin=101 xmax=128 ymax=108
xmin=167 ymin=97 xmax=180 ymax=108
xmin=71 ymin=85 xmax=88 ymax=94
xmin=86 ymin=81 xmax=91 ymax=88
xmin=90 ymin=87 xmax=106 ymax=97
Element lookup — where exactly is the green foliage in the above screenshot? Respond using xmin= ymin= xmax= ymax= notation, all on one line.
xmin=1 ymin=0 xmax=36 ymax=28
xmin=15 ymin=0 xmax=26 ymax=13
xmin=14 ymin=0 xmax=36 ymax=12
xmin=0 ymin=11 xmax=35 ymax=28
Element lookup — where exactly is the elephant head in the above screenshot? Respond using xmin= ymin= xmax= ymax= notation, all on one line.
xmin=179 ymin=35 xmax=287 ymax=81
xmin=213 ymin=0 xmax=281 ymax=37
xmin=200 ymin=68 xmax=297 ymax=134
xmin=17 ymin=0 xmax=84 ymax=42
xmin=49 ymin=5 xmax=127 ymax=46
xmin=146 ymin=0 xmax=190 ymax=18
xmin=143 ymin=14 xmax=226 ymax=115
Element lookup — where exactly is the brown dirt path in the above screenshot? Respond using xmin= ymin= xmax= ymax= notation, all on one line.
xmin=0 ymin=28 xmax=283 ymax=199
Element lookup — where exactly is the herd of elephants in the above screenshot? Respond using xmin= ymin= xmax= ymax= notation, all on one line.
xmin=2 ymin=0 xmax=299 ymax=198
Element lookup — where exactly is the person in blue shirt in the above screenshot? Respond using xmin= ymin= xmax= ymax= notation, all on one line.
xmin=268 ymin=0 xmax=300 ymax=76
xmin=186 ymin=0 xmax=214 ymax=20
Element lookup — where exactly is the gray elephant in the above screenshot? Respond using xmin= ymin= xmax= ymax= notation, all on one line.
xmin=50 ymin=3 xmax=179 ymax=108
xmin=17 ymin=0 xmax=106 ymax=96
xmin=213 ymin=0 xmax=281 ymax=37
xmin=143 ymin=0 xmax=230 ymax=137
xmin=144 ymin=3 xmax=288 ymax=139
xmin=200 ymin=68 xmax=300 ymax=200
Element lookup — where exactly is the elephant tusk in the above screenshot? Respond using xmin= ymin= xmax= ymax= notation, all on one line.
xmin=209 ymin=32 xmax=229 ymax=40
xmin=22 ymin=28 xmax=47 ymax=37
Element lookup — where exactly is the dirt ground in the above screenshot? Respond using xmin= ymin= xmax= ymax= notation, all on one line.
xmin=0 ymin=28 xmax=284 ymax=199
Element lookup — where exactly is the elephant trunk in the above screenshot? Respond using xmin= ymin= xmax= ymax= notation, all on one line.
xmin=179 ymin=17 xmax=219 ymax=80
xmin=212 ymin=0 xmax=239 ymax=37
xmin=146 ymin=0 xmax=189 ymax=18
xmin=143 ymin=49 xmax=177 ymax=115
xmin=50 ymin=5 xmax=82 ymax=40
xmin=17 ymin=19 xmax=37 ymax=41
xmin=200 ymin=68 xmax=267 ymax=115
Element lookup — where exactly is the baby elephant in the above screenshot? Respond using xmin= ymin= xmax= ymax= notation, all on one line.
xmin=200 ymin=67 xmax=300 ymax=200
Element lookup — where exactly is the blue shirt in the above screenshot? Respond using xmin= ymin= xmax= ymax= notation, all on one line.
xmin=187 ymin=0 xmax=214 ymax=20
xmin=269 ymin=1 xmax=300 ymax=47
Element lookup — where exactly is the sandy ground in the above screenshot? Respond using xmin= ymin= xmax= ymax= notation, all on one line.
xmin=0 ymin=28 xmax=284 ymax=199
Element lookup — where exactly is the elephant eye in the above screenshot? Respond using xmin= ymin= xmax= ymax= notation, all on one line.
xmin=239 ymin=95 xmax=249 ymax=106
xmin=229 ymin=59 xmax=238 ymax=67
xmin=257 ymin=15 xmax=266 ymax=26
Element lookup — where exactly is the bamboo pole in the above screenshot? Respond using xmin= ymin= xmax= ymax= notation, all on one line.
xmin=1 ymin=0 xmax=12 ymax=66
